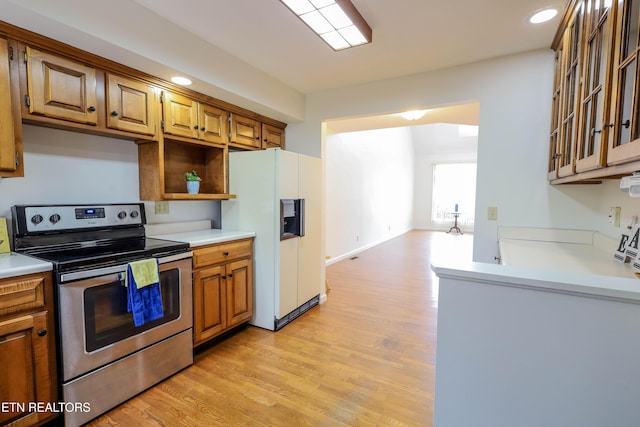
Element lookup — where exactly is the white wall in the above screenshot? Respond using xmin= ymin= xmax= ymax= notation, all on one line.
xmin=325 ymin=127 xmax=414 ymax=262
xmin=0 ymin=125 xmax=220 ymax=242
xmin=287 ymin=49 xmax=603 ymax=263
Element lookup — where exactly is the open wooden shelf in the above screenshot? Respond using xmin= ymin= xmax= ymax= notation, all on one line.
xmin=138 ymin=137 xmax=232 ymax=200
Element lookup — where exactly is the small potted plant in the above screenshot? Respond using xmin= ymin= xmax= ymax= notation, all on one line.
xmin=185 ymin=170 xmax=201 ymax=194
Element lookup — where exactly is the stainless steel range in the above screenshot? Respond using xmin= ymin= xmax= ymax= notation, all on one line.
xmin=12 ymin=203 xmax=193 ymax=427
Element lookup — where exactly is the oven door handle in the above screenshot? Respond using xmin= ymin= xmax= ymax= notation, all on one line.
xmin=58 ymin=251 xmax=193 ymax=284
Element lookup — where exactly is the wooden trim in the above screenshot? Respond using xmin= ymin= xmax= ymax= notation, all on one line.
xmin=0 ymin=20 xmax=287 ymax=129
xmin=552 ymin=0 xmax=579 ymax=49
xmin=549 ymin=157 xmax=640 ymax=184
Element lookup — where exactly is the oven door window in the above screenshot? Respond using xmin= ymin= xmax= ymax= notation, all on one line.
xmin=84 ymin=269 xmax=181 ymax=352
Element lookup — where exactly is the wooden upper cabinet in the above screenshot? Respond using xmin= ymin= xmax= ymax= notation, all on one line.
xmin=162 ymin=91 xmax=199 ymax=139
xmin=229 ymin=113 xmax=261 ymax=149
xmin=161 ymin=91 xmax=227 ymax=144
xmin=262 ymin=123 xmax=285 ymax=149
xmin=0 ymin=37 xmax=21 ymax=175
xmin=106 ymin=73 xmax=158 ymax=137
xmin=24 ymin=46 xmax=98 ymax=125
xmin=200 ymin=103 xmax=228 ymax=145
xmin=548 ymin=47 xmax=563 ymax=180
xmin=607 ymin=0 xmax=640 ymax=165
xmin=557 ymin=2 xmax=584 ymax=178
xmin=575 ymin=0 xmax=615 ymax=173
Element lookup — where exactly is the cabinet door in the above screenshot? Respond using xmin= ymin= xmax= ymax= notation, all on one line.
xmin=576 ymin=0 xmax=614 ymax=172
xmin=25 ymin=46 xmax=98 ymax=125
xmin=162 ymin=91 xmax=198 ymax=139
xmin=262 ymin=123 xmax=285 ymax=149
xmin=607 ymin=0 xmax=640 ymax=164
xmin=193 ymin=265 xmax=226 ymax=346
xmin=225 ymin=258 xmax=253 ymax=328
xmin=106 ymin=73 xmax=158 ymax=137
xmin=0 ymin=312 xmax=55 ymax=426
xmin=548 ymin=47 xmax=563 ymax=179
xmin=199 ymin=103 xmax=228 ymax=144
xmin=229 ymin=113 xmax=261 ymax=149
xmin=0 ymin=38 xmax=17 ymax=173
xmin=558 ymin=5 xmax=584 ymax=177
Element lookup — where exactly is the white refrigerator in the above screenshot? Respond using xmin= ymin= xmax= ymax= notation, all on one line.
xmin=221 ymin=148 xmax=322 ymax=330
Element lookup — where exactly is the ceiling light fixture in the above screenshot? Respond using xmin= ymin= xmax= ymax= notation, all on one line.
xmin=401 ymin=110 xmax=427 ymax=121
xmin=280 ymin=0 xmax=372 ymax=51
xmin=529 ymin=8 xmax=558 ymax=24
xmin=171 ymin=76 xmax=192 ymax=86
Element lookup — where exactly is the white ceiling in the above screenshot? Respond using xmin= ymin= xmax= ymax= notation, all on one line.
xmin=1 ymin=0 xmax=566 ymax=129
xmin=130 ymin=0 xmax=567 ymax=94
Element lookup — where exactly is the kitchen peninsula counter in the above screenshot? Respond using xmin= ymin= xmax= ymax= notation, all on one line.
xmin=430 ymin=227 xmax=640 ymax=427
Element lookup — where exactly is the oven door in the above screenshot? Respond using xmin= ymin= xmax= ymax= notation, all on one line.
xmin=57 ymin=252 xmax=192 ymax=382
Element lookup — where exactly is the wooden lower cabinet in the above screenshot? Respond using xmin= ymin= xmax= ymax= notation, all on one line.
xmin=193 ymin=239 xmax=253 ymax=347
xmin=0 ymin=271 xmax=57 ymax=426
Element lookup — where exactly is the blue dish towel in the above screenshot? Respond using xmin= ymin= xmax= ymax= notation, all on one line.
xmin=126 ymin=259 xmax=163 ymax=327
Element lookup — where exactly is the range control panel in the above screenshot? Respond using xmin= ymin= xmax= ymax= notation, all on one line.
xmin=18 ymin=204 xmax=145 ymax=233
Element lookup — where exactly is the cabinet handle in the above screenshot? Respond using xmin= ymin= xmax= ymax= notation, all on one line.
xmin=88 ymin=106 xmax=96 ymax=112
xmin=200 ymin=127 xmax=205 ymax=132
xmin=37 ymin=329 xmax=47 ymax=337
xmin=622 ymin=120 xmax=631 ymax=129
xmin=228 ymin=273 xmax=233 ymax=278
xmin=223 ymin=251 xmax=229 ymax=256
xmin=222 ymin=275 xmax=226 ymax=279
xmin=552 ymin=153 xmax=561 ymax=160
xmin=194 ymin=125 xmax=199 ymax=130
xmin=255 ymin=136 xmax=260 ymax=140
xmin=111 ymin=111 xmax=118 ymax=116
xmin=592 ymin=123 xmax=614 ymax=135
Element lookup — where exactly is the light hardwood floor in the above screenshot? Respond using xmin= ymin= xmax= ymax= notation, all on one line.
xmin=86 ymin=230 xmax=473 ymax=426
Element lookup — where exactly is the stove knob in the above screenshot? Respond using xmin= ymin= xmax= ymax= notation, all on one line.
xmin=49 ymin=214 xmax=61 ymax=224
xmin=117 ymin=211 xmax=127 ymax=219
xmin=130 ymin=211 xmax=139 ymax=218
xmin=31 ymin=214 xmax=43 ymax=225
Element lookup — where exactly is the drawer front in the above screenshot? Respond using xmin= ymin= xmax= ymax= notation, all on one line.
xmin=193 ymin=239 xmax=253 ymax=269
xmin=0 ymin=276 xmax=46 ymax=317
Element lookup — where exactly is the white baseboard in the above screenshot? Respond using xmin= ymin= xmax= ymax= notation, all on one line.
xmin=325 ymin=228 xmax=411 ymax=266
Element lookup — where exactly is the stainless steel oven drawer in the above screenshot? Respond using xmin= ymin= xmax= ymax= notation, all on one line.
xmin=61 ymin=329 xmax=192 ymax=427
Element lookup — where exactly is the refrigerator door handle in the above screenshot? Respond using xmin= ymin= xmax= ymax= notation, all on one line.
xmin=299 ymin=198 xmax=305 ymax=237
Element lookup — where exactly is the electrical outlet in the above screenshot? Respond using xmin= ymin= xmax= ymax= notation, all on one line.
xmin=609 ymin=207 xmax=621 ymax=227
xmin=155 ymin=201 xmax=170 ymax=215
xmin=487 ymin=206 xmax=498 ymax=220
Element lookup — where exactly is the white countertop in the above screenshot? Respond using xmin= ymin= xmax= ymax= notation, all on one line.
xmin=0 ymin=252 xmax=53 ymax=280
xmin=151 ymin=229 xmax=255 ymax=248
xmin=432 ymin=227 xmax=640 ymax=303
xmin=499 ymin=238 xmax=636 ymax=279
xmin=432 ymin=259 xmax=640 ymax=303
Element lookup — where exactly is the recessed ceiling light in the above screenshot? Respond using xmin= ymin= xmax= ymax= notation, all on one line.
xmin=171 ymin=76 xmax=192 ymax=86
xmin=401 ymin=110 xmax=427 ymax=121
xmin=529 ymin=8 xmax=558 ymax=24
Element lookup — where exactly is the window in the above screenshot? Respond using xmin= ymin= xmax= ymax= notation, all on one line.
xmin=431 ymin=163 xmax=477 ymax=226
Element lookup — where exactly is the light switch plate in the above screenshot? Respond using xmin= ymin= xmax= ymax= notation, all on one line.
xmin=487 ymin=206 xmax=498 ymax=220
